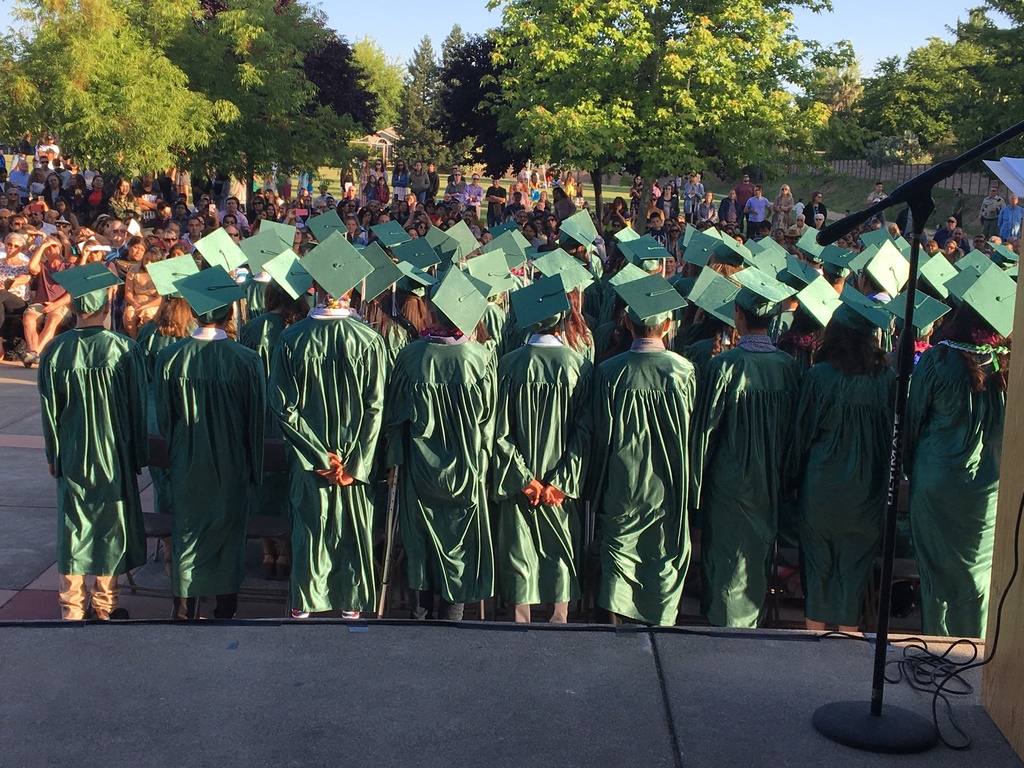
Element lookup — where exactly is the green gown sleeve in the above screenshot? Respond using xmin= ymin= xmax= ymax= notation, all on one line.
xmin=268 ymin=338 xmax=332 ymax=472
xmin=546 ymin=359 xmax=594 ymax=499
xmin=689 ymin=359 xmax=729 ymax=508
xmin=491 ymin=369 xmax=536 ymax=499
xmin=38 ymin=356 xmax=60 ymax=473
xmin=341 ymin=333 xmax=388 ymax=484
xmin=903 ymin=353 xmax=934 ymax=482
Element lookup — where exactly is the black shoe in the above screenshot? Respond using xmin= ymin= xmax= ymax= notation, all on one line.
xmin=108 ymin=608 xmax=130 ymax=620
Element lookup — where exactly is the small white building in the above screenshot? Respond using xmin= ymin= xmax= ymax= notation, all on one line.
xmin=354 ymin=127 xmax=402 ymax=168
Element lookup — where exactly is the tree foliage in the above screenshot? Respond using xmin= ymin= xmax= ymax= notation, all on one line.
xmin=437 ymin=33 xmax=528 ymax=176
xmin=2 ymin=0 xmax=375 ymax=179
xmin=490 ymin=0 xmax=831 ymax=184
xmin=395 ymin=35 xmax=447 ymax=165
xmin=352 ymin=36 xmax=405 ymax=131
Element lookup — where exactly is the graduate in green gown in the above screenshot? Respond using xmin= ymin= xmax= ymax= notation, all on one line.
xmin=383 ymin=265 xmax=498 ymax=621
xmin=155 ymin=266 xmax=265 ymax=620
xmin=492 ymin=274 xmax=594 ymax=623
xmin=241 ymin=279 xmax=311 ymax=580
xmin=590 ymin=273 xmax=695 ymax=626
xmin=268 ymin=237 xmax=388 ymax=618
xmin=906 ymin=265 xmax=1013 ymax=638
xmin=691 ymin=267 xmax=802 ymax=628
xmin=791 ymin=298 xmax=896 ymax=631
xmin=38 ymin=262 xmax=148 ymax=620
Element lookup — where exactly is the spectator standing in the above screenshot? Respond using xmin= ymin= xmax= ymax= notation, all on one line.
xmin=733 ymin=174 xmax=756 ymax=233
xmin=980 ymin=185 xmax=1005 ymax=239
xmin=485 ymin=176 xmax=507 ymax=229
xmin=682 ymin=173 xmax=704 ymax=220
xmin=718 ymin=190 xmax=742 ymax=229
xmin=462 ymin=173 xmax=485 ymax=211
xmin=998 ymin=193 xmax=1022 ymax=242
xmin=743 ymin=186 xmax=771 ymax=235
xmin=409 ymin=161 xmax=431 ymax=203
xmin=426 ymin=162 xmax=440 ymax=202
xmin=805 ymin=191 xmax=827 ymax=226
xmin=391 ymin=160 xmax=410 ymax=202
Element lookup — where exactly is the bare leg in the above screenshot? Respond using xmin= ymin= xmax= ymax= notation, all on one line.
xmin=805 ymin=618 xmax=826 ymax=632
xmin=512 ymin=604 xmax=531 ymax=623
xmin=22 ymin=310 xmax=42 ymax=352
xmin=550 ymin=602 xmax=569 ymax=624
xmin=37 ymin=312 xmax=65 ymax=351
xmin=90 ymin=575 xmax=120 ymax=620
xmin=838 ymin=624 xmax=860 ymax=634
xmin=58 ymin=574 xmax=87 ymax=621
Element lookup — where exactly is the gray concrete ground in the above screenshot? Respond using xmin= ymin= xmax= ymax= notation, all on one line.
xmin=0 ymin=623 xmax=1019 ymax=768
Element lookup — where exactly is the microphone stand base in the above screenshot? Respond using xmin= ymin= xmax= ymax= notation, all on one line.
xmin=812 ymin=700 xmax=938 ymax=754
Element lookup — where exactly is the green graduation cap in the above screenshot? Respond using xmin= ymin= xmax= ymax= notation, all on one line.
xmin=532 ymin=248 xmax=594 ymax=291
xmin=688 ymin=266 xmax=740 ymax=327
xmin=194 ymin=227 xmax=247 ymax=272
xmin=445 ymin=220 xmax=482 ymax=258
xmin=51 ymin=262 xmax=122 ymax=313
xmin=614 ymin=273 xmax=687 ymax=327
xmin=859 ymin=228 xmax=893 ymax=249
xmin=370 ymin=220 xmax=412 ymax=248
xmin=614 ymin=225 xmax=641 ymax=243
xmin=488 ymin=221 xmax=519 ymax=237
xmin=712 ymin=235 xmax=753 ymax=267
xmin=954 ymin=249 xmax=998 ymax=275
xmin=782 ymin=254 xmax=822 ymax=288
xmin=820 ymin=244 xmax=870 ymax=279
xmin=894 ymin=236 xmax=912 ymax=258
xmin=989 ymin=241 xmax=1019 ymax=266
xmin=747 ymin=247 xmax=788 ymax=279
xmin=302 ymin=232 xmax=373 ymax=299
xmin=396 ymin=260 xmax=437 ymax=290
xmin=608 ymin=262 xmax=649 ymax=288
xmin=559 ymin=210 xmax=598 ymax=250
xmin=619 ymin=233 xmax=674 ymax=271
xmin=465 ymin=249 xmax=516 ymax=297
xmin=680 ymin=227 xmax=722 ymax=267
xmin=306 ymin=209 xmax=346 ymax=243
xmin=918 ymin=253 xmax=958 ymax=299
xmin=146 ymin=254 xmax=199 ymax=299
xmin=886 ymin=290 xmax=951 ymax=337
xmin=945 ymin=264 xmax=1016 ymax=337
xmin=482 ymin=230 xmax=530 ymax=271
xmin=263 ymin=249 xmax=313 ymax=300
xmin=865 ymin=240 xmax=910 ymax=297
xmin=393 ymin=238 xmax=442 ymax=271
xmin=795 ymin=276 xmax=843 ymax=328
xmin=359 ymin=241 xmax=404 ymax=302
xmin=795 ymin=228 xmax=824 ymax=262
xmin=1006 ymin=264 xmax=1019 ymax=281
xmin=834 ymin=285 xmax=892 ymax=332
xmin=430 ymin=263 xmax=489 ymax=335
xmin=422 ymin=224 xmax=456 ymax=251
xmin=509 ymin=272 xmax=571 ymax=330
xmin=733 ymin=266 xmax=796 ymax=317
xmin=257 ymin=220 xmax=297 ymax=245
xmin=175 ymin=265 xmax=245 ymax=319
xmin=240 ymin=227 xmax=293 ymax=275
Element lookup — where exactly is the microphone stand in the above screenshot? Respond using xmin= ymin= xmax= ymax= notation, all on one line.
xmin=811 ymin=118 xmax=1024 ymax=753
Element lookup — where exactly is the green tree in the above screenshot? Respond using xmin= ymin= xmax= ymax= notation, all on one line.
xmin=801 ymin=59 xmax=871 ymax=158
xmin=490 ymin=0 xmax=831 ymax=225
xmin=353 ymin=35 xmax=405 ymax=131
xmin=3 ymin=0 xmax=225 ymax=174
xmin=395 ymin=36 xmax=447 ymax=167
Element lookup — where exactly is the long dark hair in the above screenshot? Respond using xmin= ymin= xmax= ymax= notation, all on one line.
xmin=565 ymin=288 xmax=593 ymax=354
xmin=937 ymin=304 xmax=1010 ymax=393
xmin=814 ymin=320 xmax=888 ymax=377
xmin=264 ymin=281 xmax=310 ymax=327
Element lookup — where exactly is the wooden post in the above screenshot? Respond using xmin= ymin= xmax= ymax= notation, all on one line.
xmin=982 ymin=264 xmax=1024 ymax=760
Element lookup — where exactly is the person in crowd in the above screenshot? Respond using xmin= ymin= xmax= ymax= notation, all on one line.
xmin=980 ymin=184 xmax=1005 ymax=240
xmin=121 ymin=246 xmax=163 ymax=338
xmin=791 ymin=299 xmax=896 ymax=632
xmin=22 ymin=236 xmax=74 ymax=365
xmin=743 ymin=185 xmax=771 ymax=236
xmin=38 ymin=262 xmax=147 ymax=620
xmin=485 ymin=176 xmax=507 ymax=229
xmin=590 ymin=273 xmax=693 ymax=625
xmin=771 ymin=184 xmax=796 ymax=230
xmin=269 ymin=244 xmax=388 ymax=619
xmin=156 ymin=267 xmax=265 ymax=620
xmin=998 ymin=193 xmax=1022 ymax=242
xmin=692 ymin=268 xmax=802 ymax=627
xmin=391 ymin=159 xmax=410 ymax=202
xmin=906 ymin=268 xmax=1012 ymax=638
xmin=383 ymin=267 xmax=497 ymax=622
xmin=696 ymin=190 xmax=718 ymax=225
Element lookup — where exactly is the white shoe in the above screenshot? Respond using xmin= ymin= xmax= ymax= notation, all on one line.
xmin=291 ymin=608 xmax=309 ymax=619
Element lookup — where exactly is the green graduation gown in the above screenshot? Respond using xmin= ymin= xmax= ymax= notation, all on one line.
xmin=691 ymin=345 xmax=801 ymax=628
xmin=39 ymin=327 xmax=148 ymax=576
xmin=383 ymin=336 xmax=497 ymax=604
xmin=243 ymin=276 xmax=269 ymax=321
xmin=269 ymin=312 xmax=388 ymax=613
xmin=481 ymin=302 xmax=508 ymax=356
xmin=792 ymin=362 xmax=896 ymax=626
xmin=492 ymin=338 xmax=593 ymax=605
xmin=136 ymin=322 xmax=182 ymax=517
xmin=155 ymin=333 xmax=265 ymax=597
xmin=905 ymin=345 xmax=1004 ymax=638
xmin=590 ymin=341 xmax=697 ymax=625
xmin=240 ymin=312 xmax=290 ymax=518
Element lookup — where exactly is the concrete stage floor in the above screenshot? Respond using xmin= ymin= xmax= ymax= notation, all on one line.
xmin=0 ymin=622 xmax=1019 ymax=768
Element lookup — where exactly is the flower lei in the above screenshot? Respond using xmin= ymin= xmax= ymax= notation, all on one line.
xmin=938 ymin=340 xmax=1010 ymax=371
